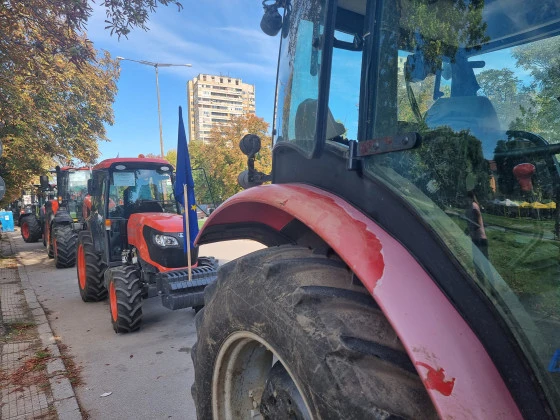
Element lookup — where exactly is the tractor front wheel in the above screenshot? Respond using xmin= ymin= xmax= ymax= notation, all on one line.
xmin=21 ymin=216 xmax=41 ymax=243
xmin=108 ymin=265 xmax=143 ymax=333
xmin=77 ymin=231 xmax=107 ymax=302
xmin=53 ymin=224 xmax=77 ymax=268
xmin=192 ymin=246 xmax=437 ymax=419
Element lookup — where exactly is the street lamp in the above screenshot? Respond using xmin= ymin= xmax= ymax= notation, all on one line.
xmin=116 ymin=57 xmax=192 ymax=158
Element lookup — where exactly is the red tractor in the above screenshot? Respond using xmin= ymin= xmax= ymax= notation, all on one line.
xmin=44 ymin=166 xmax=91 ymax=268
xmin=77 ymin=157 xmax=217 ymax=333
xmin=191 ymin=0 xmax=560 ymax=418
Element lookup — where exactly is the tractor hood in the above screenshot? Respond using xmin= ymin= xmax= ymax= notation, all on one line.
xmin=127 ymin=212 xmax=192 ymax=272
xmin=128 ymin=212 xmax=183 ymax=242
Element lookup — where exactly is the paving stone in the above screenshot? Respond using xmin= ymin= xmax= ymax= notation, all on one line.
xmin=54 ymin=398 xmax=82 ymax=420
xmin=1 ymin=231 xmax=80 ymax=420
xmin=0 ymin=283 xmax=29 ymax=323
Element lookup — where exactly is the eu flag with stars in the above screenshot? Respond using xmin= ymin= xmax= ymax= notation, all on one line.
xmin=174 ymin=106 xmax=199 ymax=253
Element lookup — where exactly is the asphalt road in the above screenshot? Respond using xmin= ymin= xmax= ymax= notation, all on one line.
xmin=13 ymin=229 xmax=264 ymax=419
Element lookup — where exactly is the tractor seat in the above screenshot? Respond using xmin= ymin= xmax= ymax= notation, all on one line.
xmin=295 ymin=99 xmax=346 ymax=141
xmin=424 ymin=96 xmax=504 ymax=158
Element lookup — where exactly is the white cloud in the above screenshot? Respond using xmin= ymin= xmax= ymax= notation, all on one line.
xmin=85 ymin=2 xmax=278 ymax=82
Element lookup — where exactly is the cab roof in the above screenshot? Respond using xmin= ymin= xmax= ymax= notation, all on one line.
xmin=93 ymin=157 xmax=173 ymax=170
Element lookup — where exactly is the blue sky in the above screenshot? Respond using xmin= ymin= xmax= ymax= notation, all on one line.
xmin=86 ymin=0 xmax=279 ymax=161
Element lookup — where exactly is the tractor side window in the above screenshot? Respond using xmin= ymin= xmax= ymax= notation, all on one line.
xmin=275 ymin=0 xmax=328 ymax=155
xmin=327 ymin=29 xmax=362 ymax=141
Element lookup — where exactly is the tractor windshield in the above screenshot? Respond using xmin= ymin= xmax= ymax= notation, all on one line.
xmin=65 ymin=170 xmax=90 ymax=220
xmin=278 ymin=0 xmax=560 ymax=410
xmin=108 ymin=168 xmax=177 ymax=218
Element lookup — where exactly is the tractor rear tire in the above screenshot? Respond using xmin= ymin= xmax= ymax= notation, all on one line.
xmin=77 ymin=231 xmax=107 ymax=302
xmin=20 ymin=216 xmax=42 ymax=243
xmin=53 ymin=224 xmax=77 ymax=268
xmin=192 ymin=246 xmax=437 ymax=419
xmin=108 ymin=265 xmax=143 ymax=333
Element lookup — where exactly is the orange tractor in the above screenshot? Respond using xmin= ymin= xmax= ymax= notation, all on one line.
xmin=77 ymin=157 xmax=217 ymax=333
xmin=190 ymin=0 xmax=560 ymax=418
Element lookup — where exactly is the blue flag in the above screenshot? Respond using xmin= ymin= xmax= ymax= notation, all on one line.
xmin=174 ymin=106 xmax=199 ymax=253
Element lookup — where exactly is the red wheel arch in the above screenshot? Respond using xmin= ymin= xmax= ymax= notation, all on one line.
xmin=196 ymin=184 xmax=521 ymax=419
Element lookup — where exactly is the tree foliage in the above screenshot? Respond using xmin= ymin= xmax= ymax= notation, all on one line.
xmin=0 ymin=0 xmax=180 ymax=204
xmin=511 ymin=39 xmax=560 ymax=140
xmin=0 ymin=48 xmax=119 ymax=204
xmin=171 ymin=114 xmax=273 ymax=206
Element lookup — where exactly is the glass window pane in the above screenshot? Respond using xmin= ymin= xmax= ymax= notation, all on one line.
xmin=276 ymin=0 xmax=327 ymax=155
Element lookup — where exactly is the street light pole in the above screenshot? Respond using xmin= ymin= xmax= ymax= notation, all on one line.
xmin=155 ymin=65 xmax=164 ymax=158
xmin=116 ymin=57 xmax=192 ymax=158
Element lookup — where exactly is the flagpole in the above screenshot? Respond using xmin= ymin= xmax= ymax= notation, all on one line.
xmin=184 ymin=183 xmax=192 ymax=281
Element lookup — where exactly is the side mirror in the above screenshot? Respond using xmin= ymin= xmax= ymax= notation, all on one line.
xmin=239 ymin=134 xmax=261 ymax=157
xmin=87 ymin=179 xmax=96 ymax=195
xmin=39 ymin=175 xmax=49 ymax=189
xmin=237 ymin=134 xmax=272 ymax=189
xmin=260 ymin=2 xmax=283 ymax=36
xmin=238 ymin=171 xmax=259 ymax=189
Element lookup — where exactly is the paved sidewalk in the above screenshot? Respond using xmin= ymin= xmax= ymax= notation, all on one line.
xmin=0 ymin=231 xmax=82 ymax=419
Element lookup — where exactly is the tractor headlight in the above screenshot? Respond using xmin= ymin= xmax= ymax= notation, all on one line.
xmin=153 ymin=234 xmax=179 ymax=247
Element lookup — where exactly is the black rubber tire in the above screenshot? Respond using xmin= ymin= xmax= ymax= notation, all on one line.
xmin=20 ymin=216 xmax=42 ymax=243
xmin=77 ymin=231 xmax=107 ymax=302
xmin=108 ymin=265 xmax=143 ymax=333
xmin=53 ymin=224 xmax=77 ymax=268
xmin=192 ymin=246 xmax=437 ymax=419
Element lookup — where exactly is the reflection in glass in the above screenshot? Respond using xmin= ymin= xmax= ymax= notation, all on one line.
xmin=320 ymin=0 xmax=560 ymax=410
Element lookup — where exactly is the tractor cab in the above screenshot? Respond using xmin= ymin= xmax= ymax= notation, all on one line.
xmin=55 ymin=166 xmax=90 ymax=224
xmin=88 ymin=158 xmax=180 ymax=263
xmin=78 ymin=157 xmax=217 ymax=333
xmin=44 ymin=166 xmax=91 ymax=268
xmin=191 ymin=0 xmax=560 ymax=418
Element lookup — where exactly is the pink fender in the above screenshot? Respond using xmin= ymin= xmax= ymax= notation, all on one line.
xmin=196 ymin=183 xmax=521 ymax=419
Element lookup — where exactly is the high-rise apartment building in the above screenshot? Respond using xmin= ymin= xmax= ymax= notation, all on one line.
xmin=187 ymin=74 xmax=256 ymax=143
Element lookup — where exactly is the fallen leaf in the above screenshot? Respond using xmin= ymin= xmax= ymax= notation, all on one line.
xmin=100 ymin=392 xmax=112 ymax=397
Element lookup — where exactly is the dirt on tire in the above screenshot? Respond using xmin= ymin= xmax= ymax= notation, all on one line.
xmin=191 ymin=245 xmax=437 ymax=419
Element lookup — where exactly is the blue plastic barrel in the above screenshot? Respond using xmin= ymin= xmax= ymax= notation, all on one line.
xmin=0 ymin=211 xmax=15 ymax=232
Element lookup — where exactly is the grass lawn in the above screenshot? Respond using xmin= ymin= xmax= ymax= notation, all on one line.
xmin=447 ymin=209 xmax=560 ymax=319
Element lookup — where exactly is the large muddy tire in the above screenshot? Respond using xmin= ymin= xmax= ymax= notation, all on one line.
xmin=53 ymin=224 xmax=77 ymax=268
xmin=20 ymin=216 xmax=42 ymax=243
xmin=108 ymin=265 xmax=143 ymax=333
xmin=192 ymin=246 xmax=437 ymax=419
xmin=77 ymin=231 xmax=107 ymax=302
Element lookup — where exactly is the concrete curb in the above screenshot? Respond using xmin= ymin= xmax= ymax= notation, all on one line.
xmin=8 ymin=232 xmax=82 ymax=420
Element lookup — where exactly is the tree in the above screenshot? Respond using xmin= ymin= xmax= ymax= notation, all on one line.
xmin=510 ymin=39 xmax=560 ymax=141
xmin=0 ymin=50 xmax=119 ymax=204
xmin=476 ymin=69 xmax=531 ymax=130
xmin=165 ymin=150 xmax=177 ymax=166
xmin=188 ymin=114 xmax=273 ymax=205
xmin=0 ymin=0 xmax=180 ymax=204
